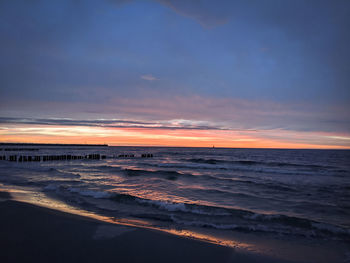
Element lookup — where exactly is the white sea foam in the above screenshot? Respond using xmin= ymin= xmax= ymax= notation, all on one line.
xmin=243 ymin=213 xmax=282 ymax=220
xmin=137 ymin=199 xmax=230 ymax=216
xmin=311 ymin=222 xmax=350 ymax=235
xmin=138 ymin=199 xmax=187 ymax=212
xmin=43 ymin=184 xmax=59 ymax=191
xmin=68 ymin=187 xmax=111 ymax=198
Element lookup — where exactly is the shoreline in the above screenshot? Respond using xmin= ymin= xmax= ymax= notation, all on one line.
xmin=0 ymin=190 xmax=348 ymax=263
xmin=0 ymin=194 xmax=293 ymax=263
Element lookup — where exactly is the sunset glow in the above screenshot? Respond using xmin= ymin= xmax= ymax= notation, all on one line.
xmin=0 ymin=0 xmax=349 ymax=149
xmin=1 ymin=122 xmax=349 ymax=149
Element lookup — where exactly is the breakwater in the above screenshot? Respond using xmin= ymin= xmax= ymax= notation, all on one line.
xmin=0 ymin=153 xmax=153 ymax=162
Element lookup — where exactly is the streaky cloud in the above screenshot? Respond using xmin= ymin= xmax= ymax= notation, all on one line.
xmin=0 ymin=117 xmax=235 ymax=131
xmin=1 ymin=95 xmax=349 ymax=133
xmin=141 ymin=74 xmax=159 ymax=81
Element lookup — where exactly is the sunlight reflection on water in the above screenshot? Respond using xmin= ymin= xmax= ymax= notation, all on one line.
xmin=1 ymin=185 xmax=253 ymax=251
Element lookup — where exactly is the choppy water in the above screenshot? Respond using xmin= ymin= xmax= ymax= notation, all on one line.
xmin=0 ymin=146 xmax=349 ymax=242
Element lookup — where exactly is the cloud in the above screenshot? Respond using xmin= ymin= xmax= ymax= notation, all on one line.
xmin=1 ymin=95 xmax=349 ymax=134
xmin=0 ymin=117 xmax=228 ymax=131
xmin=0 ymin=0 xmax=349 ymax=142
xmin=140 ymin=74 xmax=159 ymax=81
xmin=1 ymin=117 xmax=349 ymax=148
xmin=157 ymin=0 xmax=232 ymax=28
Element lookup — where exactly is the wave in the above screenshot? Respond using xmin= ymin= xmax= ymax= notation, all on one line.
xmin=41 ymin=185 xmax=350 ymax=240
xmin=42 ymin=183 xmax=111 ymax=199
xmin=185 ymin=158 xmax=340 ymax=171
xmin=141 ymin=161 xmax=347 ymax=178
xmin=191 ymin=188 xmax=268 ymax=202
xmin=67 ymin=187 xmax=112 ymax=198
xmin=136 ymin=198 xmax=232 ymax=216
xmin=87 ymin=165 xmax=123 ymax=173
xmin=110 ymin=193 xmax=349 ymax=239
xmin=44 ymin=184 xmax=61 ymax=191
xmin=123 ymin=168 xmax=193 ymax=180
xmin=169 ymin=216 xmax=350 ymax=240
xmin=47 ymin=168 xmax=81 ymax=178
xmin=202 ymin=175 xmax=298 ymax=192
xmin=140 ymin=162 xmax=229 ymax=171
xmin=107 ymin=192 xmax=237 ymax=216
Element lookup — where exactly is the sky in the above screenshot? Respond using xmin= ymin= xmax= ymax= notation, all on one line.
xmin=0 ymin=0 xmax=349 ymax=148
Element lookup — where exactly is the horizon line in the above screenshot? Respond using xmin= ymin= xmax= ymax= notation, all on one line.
xmin=1 ymin=142 xmax=349 ymax=150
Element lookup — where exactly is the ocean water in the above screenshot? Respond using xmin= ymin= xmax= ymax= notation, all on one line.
xmin=0 ymin=146 xmax=349 ymax=244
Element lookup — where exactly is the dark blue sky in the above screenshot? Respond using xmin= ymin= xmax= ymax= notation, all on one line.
xmin=0 ymin=0 xmax=349 ymax=147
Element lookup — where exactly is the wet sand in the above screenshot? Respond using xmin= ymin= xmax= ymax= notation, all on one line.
xmin=0 ymin=191 xmax=298 ymax=263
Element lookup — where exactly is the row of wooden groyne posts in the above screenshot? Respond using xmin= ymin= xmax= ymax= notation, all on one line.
xmin=0 ymin=153 xmax=153 ymax=162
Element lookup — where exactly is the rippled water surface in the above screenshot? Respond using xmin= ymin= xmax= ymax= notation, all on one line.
xmin=1 ymin=146 xmax=349 ymax=242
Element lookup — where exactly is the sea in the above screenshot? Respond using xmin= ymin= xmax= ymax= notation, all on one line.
xmin=0 ymin=146 xmax=349 ymax=251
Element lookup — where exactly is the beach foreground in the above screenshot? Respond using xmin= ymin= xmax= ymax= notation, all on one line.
xmin=0 ymin=194 xmax=298 ymax=263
